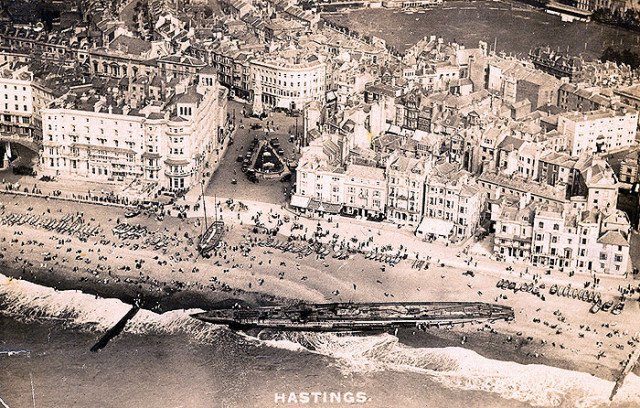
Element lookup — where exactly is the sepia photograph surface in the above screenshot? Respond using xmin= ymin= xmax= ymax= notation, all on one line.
xmin=1 ymin=0 xmax=640 ymax=406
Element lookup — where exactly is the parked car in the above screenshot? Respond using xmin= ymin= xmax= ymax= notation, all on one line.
xmin=13 ymin=165 xmax=36 ymax=176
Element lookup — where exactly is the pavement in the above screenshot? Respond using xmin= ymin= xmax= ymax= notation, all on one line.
xmin=202 ymin=100 xmax=301 ymax=205
xmin=183 ymin=194 xmax=637 ymax=285
xmin=3 ymin=190 xmax=639 ymax=382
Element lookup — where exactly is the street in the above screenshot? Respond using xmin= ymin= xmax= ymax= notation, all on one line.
xmin=205 ymin=100 xmax=302 ymax=204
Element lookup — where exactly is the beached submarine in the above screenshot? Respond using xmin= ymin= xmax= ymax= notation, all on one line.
xmin=192 ymin=301 xmax=514 ymax=332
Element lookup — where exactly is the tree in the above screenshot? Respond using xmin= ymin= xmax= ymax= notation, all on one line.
xmin=600 ymin=46 xmax=640 ymax=69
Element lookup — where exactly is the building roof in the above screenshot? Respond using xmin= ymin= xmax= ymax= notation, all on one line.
xmin=174 ymin=87 xmax=203 ymax=104
xmin=598 ymin=230 xmax=629 ymax=247
xmin=109 ymin=35 xmax=152 ymax=55
xmin=480 ymin=172 xmax=565 ymax=202
xmin=345 ymin=164 xmax=385 ymax=181
xmin=539 ymin=151 xmax=577 ymax=168
xmin=498 ymin=135 xmax=525 ymax=152
xmin=561 ymin=108 xmax=636 ymax=123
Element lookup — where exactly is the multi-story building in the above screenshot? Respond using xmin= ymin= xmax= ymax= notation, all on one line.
xmin=0 ymin=25 xmax=77 ymax=64
xmin=557 ymin=108 xmax=638 ymax=156
xmin=88 ymin=34 xmax=167 ymax=79
xmin=158 ymin=55 xmax=207 ymax=81
xmin=472 ymin=126 xmax=510 ymax=174
xmin=557 ymin=83 xmax=613 ymax=112
xmin=537 ymin=151 xmax=579 ymax=190
xmin=486 ymin=57 xmax=560 ymax=109
xmin=342 ymin=164 xmax=387 ymax=219
xmin=529 ymin=47 xmax=584 ymax=82
xmin=574 ymin=155 xmax=619 ymax=213
xmin=386 ymin=154 xmax=431 ymax=227
xmin=493 ymin=203 xmax=535 ymax=260
xmin=251 ymin=52 xmax=326 ymax=111
xmin=614 ymin=84 xmax=640 ymax=110
xmin=530 ymin=206 xmax=630 ymax=275
xmin=495 ymin=136 xmax=542 ymax=180
xmin=0 ymin=62 xmax=34 ymax=138
xmin=418 ymin=161 xmax=485 ymax=240
xmin=619 ymin=150 xmax=639 ymax=184
xmin=493 ymin=201 xmax=631 ymax=275
xmin=40 ymin=83 xmax=228 ymax=191
xmin=292 ymin=147 xmax=387 ymax=219
xmin=479 ymin=171 xmax=567 ymax=207
xmin=292 ymin=139 xmax=345 ymax=214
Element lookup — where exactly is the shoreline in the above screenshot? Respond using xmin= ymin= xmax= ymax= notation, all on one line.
xmin=0 ymin=260 xmax=605 ymax=380
xmin=1 ymin=192 xmax=638 ymax=384
xmin=0 ymin=257 xmax=282 ymax=313
xmin=0 ymin=316 xmax=531 ymax=408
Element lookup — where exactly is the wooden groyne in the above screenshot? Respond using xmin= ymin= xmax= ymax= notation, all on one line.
xmin=90 ymin=305 xmax=140 ymax=352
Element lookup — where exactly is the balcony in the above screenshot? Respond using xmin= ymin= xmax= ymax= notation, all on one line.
xmin=144 ymin=163 xmax=161 ymax=170
xmin=164 ymin=167 xmax=191 ymax=177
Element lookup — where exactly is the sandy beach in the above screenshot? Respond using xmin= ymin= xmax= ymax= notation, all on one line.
xmin=1 ymin=190 xmax=639 ymax=384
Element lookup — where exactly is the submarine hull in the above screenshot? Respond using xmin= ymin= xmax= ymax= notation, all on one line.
xmin=192 ymin=301 xmax=514 ymax=332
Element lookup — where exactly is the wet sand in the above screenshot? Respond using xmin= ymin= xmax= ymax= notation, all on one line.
xmin=1 ymin=191 xmax=639 ymax=383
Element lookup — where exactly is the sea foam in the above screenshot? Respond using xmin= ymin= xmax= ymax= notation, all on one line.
xmin=252 ymin=331 xmax=640 ymax=407
xmin=0 ymin=274 xmax=224 ymax=342
xmin=2 ymin=273 xmax=640 ymax=407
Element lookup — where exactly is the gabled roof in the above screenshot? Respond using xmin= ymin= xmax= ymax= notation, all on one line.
xmin=109 ymin=35 xmax=152 ymax=55
xmin=598 ymin=230 xmax=629 ymax=247
xmin=498 ymin=135 xmax=525 ymax=152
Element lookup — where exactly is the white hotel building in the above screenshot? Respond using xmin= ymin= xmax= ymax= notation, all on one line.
xmin=557 ymin=109 xmax=638 ymax=156
xmin=251 ymin=53 xmax=326 ymax=111
xmin=0 ymin=63 xmax=34 ymax=137
xmin=40 ymin=84 xmax=227 ymax=191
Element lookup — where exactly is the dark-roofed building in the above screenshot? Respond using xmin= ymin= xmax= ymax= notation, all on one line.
xmin=529 ymin=46 xmax=584 ymax=82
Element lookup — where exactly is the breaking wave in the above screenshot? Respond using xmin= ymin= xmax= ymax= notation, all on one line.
xmin=0 ymin=273 xmax=225 ymax=344
xmin=2 ymin=272 xmax=640 ymax=407
xmin=250 ymin=331 xmax=640 ymax=407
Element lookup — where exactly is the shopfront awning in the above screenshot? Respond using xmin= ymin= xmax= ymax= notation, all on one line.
xmin=290 ymin=195 xmax=310 ymax=209
xmin=308 ymin=199 xmax=342 ymax=214
xmin=416 ymin=217 xmax=454 ymax=237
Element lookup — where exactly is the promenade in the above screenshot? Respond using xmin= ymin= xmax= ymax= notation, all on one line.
xmin=2 ymin=189 xmax=638 ymax=381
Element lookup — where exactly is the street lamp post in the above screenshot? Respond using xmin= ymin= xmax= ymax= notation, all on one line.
xmin=200 ymin=179 xmax=208 ymax=233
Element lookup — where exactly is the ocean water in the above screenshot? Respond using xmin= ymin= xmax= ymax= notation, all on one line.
xmin=1 ymin=273 xmax=639 ymax=407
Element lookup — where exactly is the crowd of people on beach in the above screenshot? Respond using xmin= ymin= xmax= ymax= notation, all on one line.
xmin=1 ymin=190 xmax=640 ymax=375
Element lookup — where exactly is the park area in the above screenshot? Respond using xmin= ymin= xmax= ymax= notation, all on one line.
xmin=324 ymin=1 xmax=640 ymax=60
